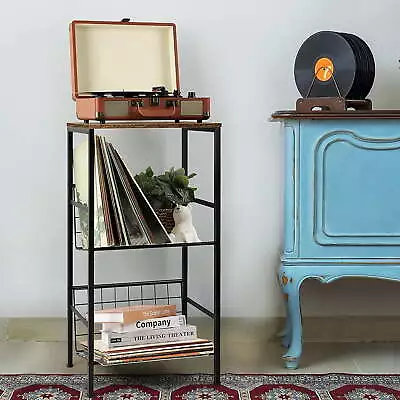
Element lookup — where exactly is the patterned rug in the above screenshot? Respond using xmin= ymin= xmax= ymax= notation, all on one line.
xmin=0 ymin=373 xmax=399 ymax=400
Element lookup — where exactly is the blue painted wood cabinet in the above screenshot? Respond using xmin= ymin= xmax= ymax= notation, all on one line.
xmin=272 ymin=111 xmax=400 ymax=369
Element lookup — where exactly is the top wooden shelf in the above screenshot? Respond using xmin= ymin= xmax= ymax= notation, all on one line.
xmin=67 ymin=121 xmax=222 ymax=130
xmin=271 ymin=110 xmax=400 ymax=120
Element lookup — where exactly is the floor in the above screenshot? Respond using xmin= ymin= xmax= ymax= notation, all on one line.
xmin=1 ymin=339 xmax=400 ymax=375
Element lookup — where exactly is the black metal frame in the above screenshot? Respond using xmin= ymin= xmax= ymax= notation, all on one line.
xmin=66 ymin=122 xmax=221 ymax=398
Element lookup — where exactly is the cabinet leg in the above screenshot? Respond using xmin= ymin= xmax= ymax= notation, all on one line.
xmin=278 ymin=301 xmax=292 ymax=349
xmin=279 ymin=269 xmax=303 ymax=369
xmin=277 ymin=271 xmax=291 ymax=348
xmin=283 ymin=282 xmax=302 ymax=368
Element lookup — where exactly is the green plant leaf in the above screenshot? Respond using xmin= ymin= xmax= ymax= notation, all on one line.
xmin=145 ymin=166 xmax=154 ymax=177
xmin=134 ymin=166 xmax=198 ymax=209
xmin=174 ymin=168 xmax=185 ymax=176
xmin=173 ymin=175 xmax=189 ymax=188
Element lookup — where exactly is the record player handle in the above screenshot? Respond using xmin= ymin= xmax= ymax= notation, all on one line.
xmin=135 ymin=103 xmax=176 ymax=118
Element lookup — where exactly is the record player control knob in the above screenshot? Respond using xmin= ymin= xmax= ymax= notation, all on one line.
xmin=188 ymin=91 xmax=196 ymax=98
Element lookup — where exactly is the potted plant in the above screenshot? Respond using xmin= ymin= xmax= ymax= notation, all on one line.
xmin=134 ymin=166 xmax=197 ymax=232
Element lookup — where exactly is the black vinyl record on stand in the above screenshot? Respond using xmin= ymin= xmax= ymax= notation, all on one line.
xmin=294 ymin=31 xmax=375 ymax=99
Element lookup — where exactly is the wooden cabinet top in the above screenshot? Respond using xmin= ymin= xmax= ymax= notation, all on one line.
xmin=271 ymin=110 xmax=400 ymax=120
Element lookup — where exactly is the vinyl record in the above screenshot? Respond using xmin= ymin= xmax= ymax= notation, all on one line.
xmin=294 ymin=31 xmax=375 ymax=99
xmin=347 ymin=32 xmax=375 ymax=98
xmin=340 ymin=33 xmax=365 ymax=99
xmin=340 ymin=32 xmax=372 ymax=99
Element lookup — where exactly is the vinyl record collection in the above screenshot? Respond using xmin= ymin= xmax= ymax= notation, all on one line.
xmin=73 ymin=136 xmax=171 ymax=249
xmin=294 ymin=30 xmax=375 ymax=99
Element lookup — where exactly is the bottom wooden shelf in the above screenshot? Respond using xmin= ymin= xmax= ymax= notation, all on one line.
xmin=76 ymin=346 xmax=214 ymax=367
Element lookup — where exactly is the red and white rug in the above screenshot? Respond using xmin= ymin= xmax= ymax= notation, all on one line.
xmin=0 ymin=374 xmax=399 ymax=400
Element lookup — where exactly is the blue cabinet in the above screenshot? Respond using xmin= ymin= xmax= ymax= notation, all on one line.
xmin=273 ymin=112 xmax=400 ymax=368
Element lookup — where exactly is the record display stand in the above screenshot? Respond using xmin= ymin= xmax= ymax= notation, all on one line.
xmin=66 ymin=121 xmax=222 ymax=398
xmin=295 ymin=67 xmax=373 ymax=112
xmin=293 ymin=30 xmax=375 ymax=113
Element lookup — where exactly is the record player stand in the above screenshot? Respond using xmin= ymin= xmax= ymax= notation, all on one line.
xmin=66 ymin=121 xmax=222 ymax=398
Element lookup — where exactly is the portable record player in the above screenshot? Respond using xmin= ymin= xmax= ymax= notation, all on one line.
xmin=69 ymin=19 xmax=210 ymax=122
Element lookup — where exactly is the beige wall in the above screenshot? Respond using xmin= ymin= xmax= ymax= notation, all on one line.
xmin=1 ymin=0 xmax=400 ymax=318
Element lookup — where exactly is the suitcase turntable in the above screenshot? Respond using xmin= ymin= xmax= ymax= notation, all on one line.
xmin=69 ymin=19 xmax=210 ymax=123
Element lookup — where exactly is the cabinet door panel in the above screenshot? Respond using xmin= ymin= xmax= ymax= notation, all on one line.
xmin=299 ymin=120 xmax=400 ymax=258
xmin=282 ymin=121 xmax=300 ymax=258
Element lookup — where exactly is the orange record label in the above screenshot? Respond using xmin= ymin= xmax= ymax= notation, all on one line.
xmin=314 ymin=57 xmax=334 ymax=81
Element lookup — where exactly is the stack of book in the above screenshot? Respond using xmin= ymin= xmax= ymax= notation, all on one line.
xmin=80 ymin=304 xmax=214 ymax=366
xmin=73 ymin=137 xmax=171 ymax=248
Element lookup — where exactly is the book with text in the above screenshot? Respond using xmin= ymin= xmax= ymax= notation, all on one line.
xmin=101 ymin=314 xmax=186 ymax=333
xmin=93 ymin=304 xmax=176 ymax=324
xmin=101 ymin=324 xmax=197 ymax=348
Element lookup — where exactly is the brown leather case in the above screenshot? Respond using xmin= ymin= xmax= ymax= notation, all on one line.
xmin=69 ymin=20 xmax=211 ymax=122
xmin=76 ymin=96 xmax=210 ymax=122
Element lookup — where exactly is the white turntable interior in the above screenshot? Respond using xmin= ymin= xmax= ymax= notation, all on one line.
xmin=73 ymin=23 xmax=178 ymax=95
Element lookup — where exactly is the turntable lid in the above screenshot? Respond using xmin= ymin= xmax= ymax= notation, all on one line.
xmin=70 ymin=20 xmax=179 ymax=98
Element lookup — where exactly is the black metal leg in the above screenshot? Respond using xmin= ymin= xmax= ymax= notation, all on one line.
xmin=213 ymin=127 xmax=221 ymax=385
xmin=88 ymin=129 xmax=95 ymax=398
xmin=181 ymin=128 xmax=189 ymax=318
xmin=181 ymin=247 xmax=188 ymax=317
xmin=182 ymin=128 xmax=188 ymax=171
xmin=67 ymin=129 xmax=74 ymax=368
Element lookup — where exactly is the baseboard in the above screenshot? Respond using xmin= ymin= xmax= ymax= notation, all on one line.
xmin=0 ymin=319 xmax=7 ymax=342
xmin=1 ymin=318 xmax=68 ymax=342
xmin=302 ymin=316 xmax=400 ymax=343
xmin=1 ymin=316 xmax=400 ymax=343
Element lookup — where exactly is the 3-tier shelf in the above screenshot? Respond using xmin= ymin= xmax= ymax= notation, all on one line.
xmin=66 ymin=121 xmax=222 ymax=398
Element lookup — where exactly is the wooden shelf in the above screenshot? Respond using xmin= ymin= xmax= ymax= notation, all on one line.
xmin=76 ymin=349 xmax=214 ymax=366
xmin=67 ymin=121 xmax=222 ymax=130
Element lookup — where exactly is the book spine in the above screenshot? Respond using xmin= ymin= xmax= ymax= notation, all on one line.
xmin=124 ymin=306 xmax=177 ymax=324
xmin=102 ymin=325 xmax=197 ymax=348
xmin=93 ymin=304 xmax=177 ymax=324
xmin=102 ymin=315 xmax=186 ymax=333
